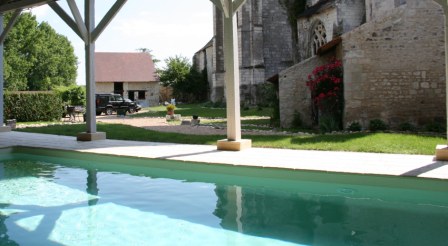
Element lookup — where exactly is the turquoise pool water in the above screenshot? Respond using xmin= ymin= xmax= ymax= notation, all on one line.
xmin=0 ymin=147 xmax=447 ymax=246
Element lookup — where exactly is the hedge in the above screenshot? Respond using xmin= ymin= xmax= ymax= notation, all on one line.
xmin=4 ymin=91 xmax=63 ymax=122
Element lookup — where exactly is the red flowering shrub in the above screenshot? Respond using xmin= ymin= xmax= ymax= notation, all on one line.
xmin=306 ymin=58 xmax=343 ymax=128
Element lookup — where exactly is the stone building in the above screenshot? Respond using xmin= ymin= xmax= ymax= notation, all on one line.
xmin=194 ymin=0 xmax=293 ymax=104
xmin=279 ymin=0 xmax=446 ymax=129
xmin=95 ymin=52 xmax=160 ymax=107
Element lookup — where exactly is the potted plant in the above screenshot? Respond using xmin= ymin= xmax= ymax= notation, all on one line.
xmin=166 ymin=104 xmax=176 ymax=115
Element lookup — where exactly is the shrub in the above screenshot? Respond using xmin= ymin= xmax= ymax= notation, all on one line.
xmin=4 ymin=91 xmax=63 ymax=122
xmin=306 ymin=58 xmax=343 ymax=129
xmin=54 ymin=85 xmax=86 ymax=106
xmin=213 ymin=101 xmax=226 ymax=108
xmin=425 ymin=121 xmax=446 ymax=133
xmin=347 ymin=122 xmax=362 ymax=131
xmin=369 ymin=119 xmax=388 ymax=131
xmin=291 ymin=111 xmax=303 ymax=128
xmin=319 ymin=115 xmax=340 ymax=133
xmin=399 ymin=122 xmax=416 ymax=132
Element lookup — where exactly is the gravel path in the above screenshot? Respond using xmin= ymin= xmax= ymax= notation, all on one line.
xmin=97 ymin=116 xmax=228 ymax=135
xmin=96 ymin=115 xmax=286 ymax=136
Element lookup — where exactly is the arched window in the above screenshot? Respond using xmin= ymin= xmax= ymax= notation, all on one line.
xmin=312 ymin=21 xmax=327 ymax=56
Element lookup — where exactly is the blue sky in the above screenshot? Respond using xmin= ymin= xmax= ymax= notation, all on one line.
xmin=31 ymin=0 xmax=214 ymax=85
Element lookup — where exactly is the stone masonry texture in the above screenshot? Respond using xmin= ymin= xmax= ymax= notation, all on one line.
xmin=342 ymin=0 xmax=446 ymax=129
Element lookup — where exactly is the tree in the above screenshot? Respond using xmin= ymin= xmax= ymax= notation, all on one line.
xmin=136 ymin=48 xmax=161 ymax=67
xmin=159 ymin=55 xmax=191 ymax=88
xmin=159 ymin=55 xmax=208 ymax=103
xmin=4 ymin=13 xmax=78 ymax=91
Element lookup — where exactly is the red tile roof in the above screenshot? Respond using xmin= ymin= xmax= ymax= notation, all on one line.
xmin=95 ymin=52 xmax=158 ymax=82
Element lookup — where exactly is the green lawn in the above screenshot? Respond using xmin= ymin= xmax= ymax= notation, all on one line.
xmin=15 ymin=123 xmax=445 ymax=155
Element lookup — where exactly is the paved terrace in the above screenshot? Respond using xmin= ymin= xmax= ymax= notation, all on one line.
xmin=1 ymin=131 xmax=447 ymax=180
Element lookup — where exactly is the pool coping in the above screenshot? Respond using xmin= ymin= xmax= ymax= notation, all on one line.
xmin=1 ymin=131 xmax=447 ymax=180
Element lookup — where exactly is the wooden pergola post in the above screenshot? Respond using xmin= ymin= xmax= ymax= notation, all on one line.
xmin=50 ymin=0 xmax=127 ymax=141
xmin=211 ymin=0 xmax=251 ymax=151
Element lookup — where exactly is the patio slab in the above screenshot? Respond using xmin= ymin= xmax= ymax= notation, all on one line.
xmin=0 ymin=131 xmax=447 ymax=180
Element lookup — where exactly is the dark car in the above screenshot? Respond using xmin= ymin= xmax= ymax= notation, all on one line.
xmin=95 ymin=93 xmax=141 ymax=115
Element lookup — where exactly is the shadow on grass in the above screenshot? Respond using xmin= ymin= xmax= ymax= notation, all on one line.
xmin=289 ymin=132 xmax=370 ymax=145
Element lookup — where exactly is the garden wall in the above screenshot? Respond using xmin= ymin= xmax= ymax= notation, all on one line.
xmin=342 ymin=0 xmax=446 ymax=128
xmin=279 ymin=55 xmax=332 ymax=128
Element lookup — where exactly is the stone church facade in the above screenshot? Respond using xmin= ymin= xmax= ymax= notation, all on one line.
xmin=194 ymin=0 xmax=294 ymax=104
xmin=194 ymin=0 xmax=446 ymax=130
xmin=279 ymin=0 xmax=446 ymax=129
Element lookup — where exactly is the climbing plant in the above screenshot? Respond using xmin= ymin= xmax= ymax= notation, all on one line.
xmin=306 ymin=58 xmax=344 ymax=131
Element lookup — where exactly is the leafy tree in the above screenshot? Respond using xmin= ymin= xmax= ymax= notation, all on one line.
xmin=4 ymin=12 xmax=77 ymax=91
xmin=159 ymin=55 xmax=191 ymax=88
xmin=180 ymin=67 xmax=209 ymax=102
xmin=159 ymin=55 xmax=208 ymax=103
xmin=136 ymin=48 xmax=161 ymax=65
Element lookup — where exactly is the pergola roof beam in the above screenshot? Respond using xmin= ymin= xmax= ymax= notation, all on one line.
xmin=210 ymin=0 xmax=229 ymax=17
xmin=0 ymin=0 xmax=54 ymax=13
xmin=92 ymin=0 xmax=127 ymax=42
xmin=48 ymin=1 xmax=83 ymax=40
xmin=67 ymin=0 xmax=87 ymax=42
xmin=232 ymin=0 xmax=245 ymax=12
xmin=0 ymin=8 xmax=21 ymax=43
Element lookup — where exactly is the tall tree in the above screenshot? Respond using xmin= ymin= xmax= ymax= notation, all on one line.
xmin=159 ymin=55 xmax=191 ymax=88
xmin=159 ymin=55 xmax=208 ymax=102
xmin=4 ymin=13 xmax=78 ymax=91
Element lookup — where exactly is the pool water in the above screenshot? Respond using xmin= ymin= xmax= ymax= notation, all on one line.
xmin=0 ymin=147 xmax=447 ymax=246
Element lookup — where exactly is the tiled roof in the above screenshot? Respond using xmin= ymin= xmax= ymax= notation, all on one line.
xmin=95 ymin=52 xmax=158 ymax=82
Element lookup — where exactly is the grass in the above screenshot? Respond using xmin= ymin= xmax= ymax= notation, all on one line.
xmin=131 ymin=104 xmax=273 ymax=118
xmin=15 ymin=123 xmax=446 ymax=155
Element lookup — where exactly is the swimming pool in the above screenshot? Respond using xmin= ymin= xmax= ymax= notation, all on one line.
xmin=1 ymin=147 xmax=447 ymax=245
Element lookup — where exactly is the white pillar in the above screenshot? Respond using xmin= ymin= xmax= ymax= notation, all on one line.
xmin=215 ymin=0 xmax=251 ymax=151
xmin=85 ymin=0 xmax=96 ymax=134
xmin=223 ymin=10 xmax=241 ymax=141
xmin=76 ymin=0 xmax=105 ymax=141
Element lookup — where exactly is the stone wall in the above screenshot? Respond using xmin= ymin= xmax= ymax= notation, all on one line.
xmin=342 ymin=0 xmax=445 ymax=128
xmin=209 ymin=0 xmax=292 ymax=104
xmin=211 ymin=5 xmax=225 ymax=103
xmin=337 ymin=0 xmax=366 ymax=34
xmin=96 ymin=82 xmax=113 ymax=95
xmin=126 ymin=82 xmax=160 ymax=107
xmin=279 ymin=55 xmax=331 ymax=128
xmin=365 ymin=0 xmax=407 ymax=22
xmin=262 ymin=0 xmax=294 ymax=78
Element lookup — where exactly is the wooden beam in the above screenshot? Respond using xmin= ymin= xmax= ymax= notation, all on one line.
xmin=232 ymin=0 xmax=246 ymax=13
xmin=67 ymin=0 xmax=88 ymax=42
xmin=210 ymin=0 xmax=224 ymax=13
xmin=210 ymin=0 xmax=229 ymax=18
xmin=0 ymin=0 xmax=53 ymax=13
xmin=92 ymin=0 xmax=127 ymax=42
xmin=49 ymin=1 xmax=83 ymax=40
xmin=0 ymin=8 xmax=20 ymax=43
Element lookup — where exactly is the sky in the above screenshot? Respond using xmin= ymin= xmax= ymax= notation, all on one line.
xmin=31 ymin=0 xmax=214 ymax=85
